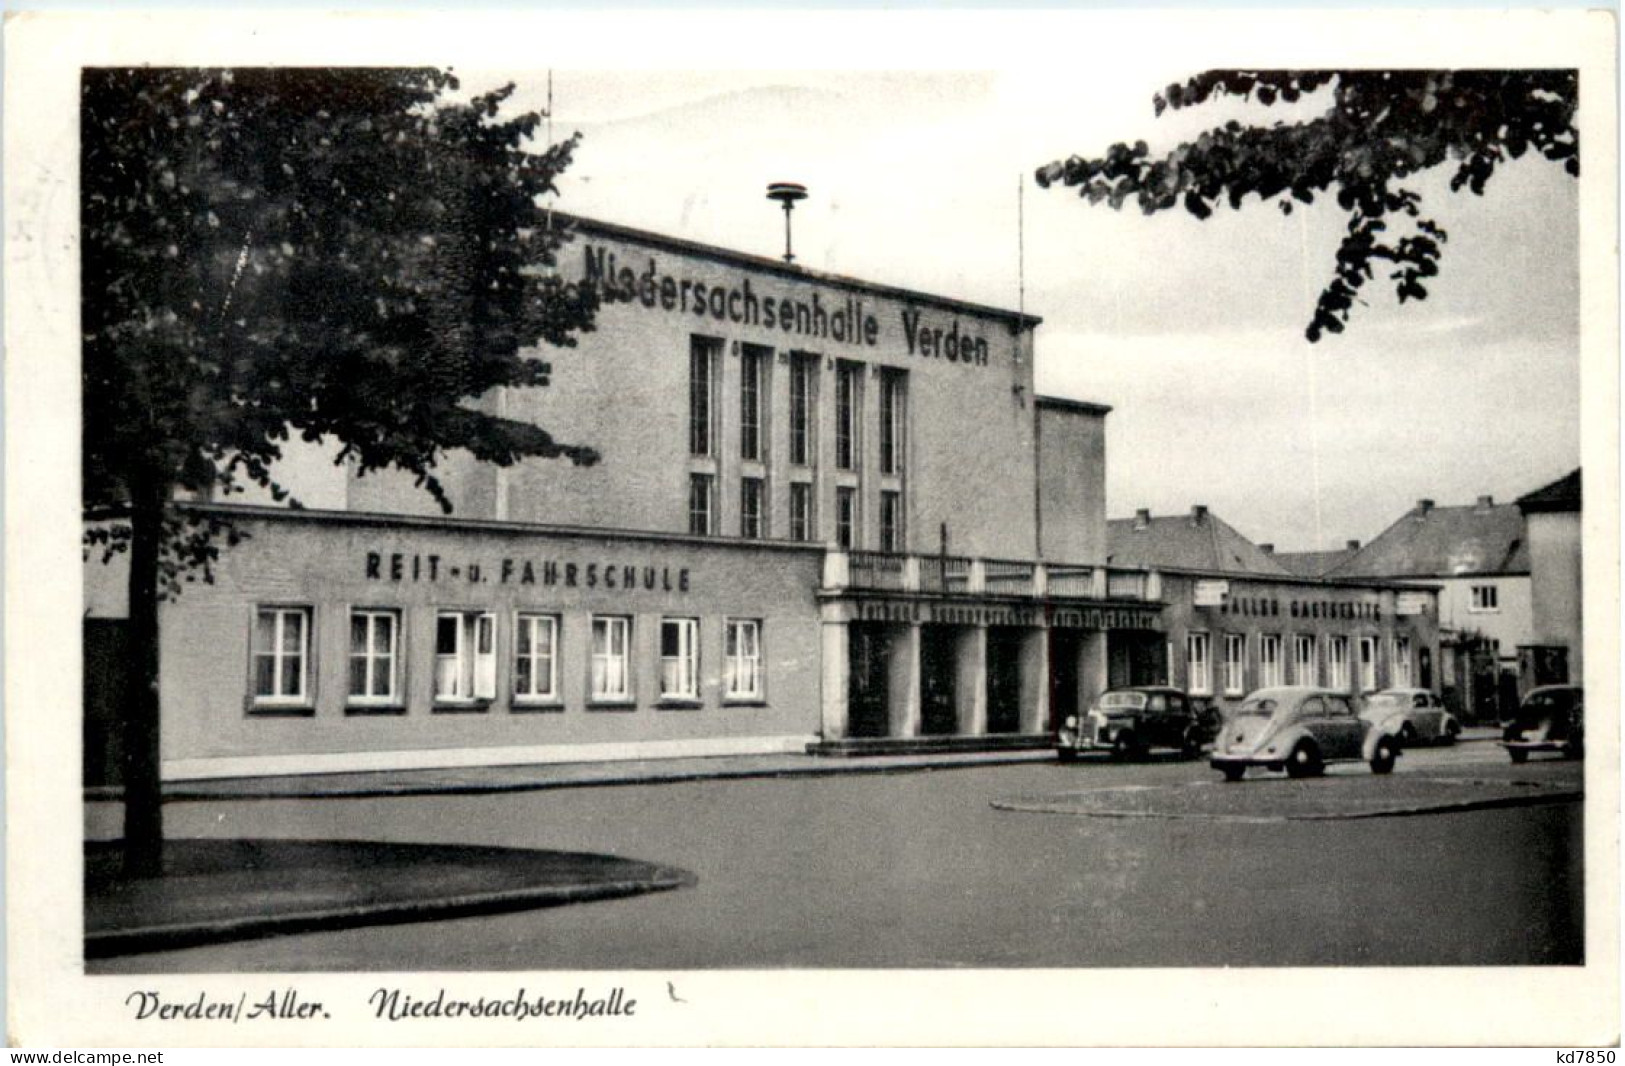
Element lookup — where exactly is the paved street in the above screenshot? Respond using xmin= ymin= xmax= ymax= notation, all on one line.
xmin=88 ymin=742 xmax=1583 ymax=972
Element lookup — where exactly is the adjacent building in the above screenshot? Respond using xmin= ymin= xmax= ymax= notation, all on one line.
xmin=1106 ymin=506 xmax=1441 ymax=713
xmin=84 ymin=214 xmax=1167 ymax=781
xmin=1516 ymin=468 xmax=1583 ymax=687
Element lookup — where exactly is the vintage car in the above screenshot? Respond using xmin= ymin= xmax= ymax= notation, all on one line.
xmin=1361 ymin=688 xmax=1461 ymax=747
xmin=1056 ymin=685 xmax=1211 ymax=761
xmin=1502 ymin=685 xmax=1584 ymax=763
xmin=1210 ymin=685 xmax=1400 ymax=782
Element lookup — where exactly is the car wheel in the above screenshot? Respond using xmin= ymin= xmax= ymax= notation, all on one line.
xmin=1285 ymin=742 xmax=1323 ymax=779
xmin=1220 ymin=765 xmax=1246 ymax=782
xmin=1111 ymin=731 xmax=1138 ymax=760
xmin=1369 ymin=736 xmax=1397 ymax=775
xmin=1057 ymin=747 xmax=1077 ymax=764
xmin=1509 ymin=748 xmax=1529 ymax=764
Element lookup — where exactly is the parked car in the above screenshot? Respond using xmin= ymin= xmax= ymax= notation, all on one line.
xmin=1361 ymin=688 xmax=1461 ymax=747
xmin=1209 ymin=686 xmax=1400 ymax=782
xmin=1057 ymin=686 xmax=1211 ymax=761
xmin=1501 ymin=685 xmax=1584 ymax=763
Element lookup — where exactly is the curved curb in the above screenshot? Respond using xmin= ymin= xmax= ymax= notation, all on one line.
xmin=990 ymin=778 xmax=1583 ymax=824
xmin=85 ymin=840 xmax=696 ymax=959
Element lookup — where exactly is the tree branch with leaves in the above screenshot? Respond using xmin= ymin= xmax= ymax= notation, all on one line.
xmin=1036 ymin=70 xmax=1578 ymax=341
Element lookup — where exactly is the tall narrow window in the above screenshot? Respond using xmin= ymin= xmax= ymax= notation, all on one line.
xmin=789 ymin=482 xmax=813 ymax=542
xmin=1328 ymin=635 xmax=1351 ymax=691
xmin=436 ymin=610 xmax=496 ymax=702
xmin=725 ymin=619 xmax=762 ymax=700
xmin=836 ymin=486 xmax=856 ymax=549
xmin=1223 ymin=633 xmax=1246 ymax=696
xmin=591 ymin=616 xmax=632 ymax=701
xmin=514 ymin=613 xmax=559 ymax=703
xmin=660 ymin=618 xmax=699 ymax=700
xmin=1358 ymin=636 xmax=1378 ymax=692
xmin=1186 ymin=631 xmax=1211 ymax=695
xmin=880 ymin=490 xmax=902 ymax=552
xmin=1393 ymin=635 xmax=1413 ymax=687
xmin=789 ymin=354 xmax=815 ymax=466
xmin=689 ymin=336 xmax=718 ymax=457
xmin=740 ymin=477 xmax=765 ymax=538
xmin=1293 ymin=634 xmax=1318 ymax=686
xmin=253 ymin=606 xmax=310 ymax=705
xmin=1259 ymin=634 xmax=1283 ymax=687
xmin=348 ymin=609 xmax=398 ymax=704
xmin=688 ymin=473 xmax=714 ymax=535
xmin=835 ymin=360 xmax=860 ymax=471
xmin=740 ymin=345 xmax=766 ymax=461
xmin=879 ymin=369 xmax=906 ymax=475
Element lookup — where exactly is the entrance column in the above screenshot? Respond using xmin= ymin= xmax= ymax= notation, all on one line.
xmin=888 ymin=622 xmax=923 ymax=738
xmin=1079 ymin=630 xmax=1109 ymax=713
xmin=821 ymin=619 xmax=850 ymax=740
xmin=1019 ymin=626 xmax=1050 ymax=735
xmin=955 ymin=624 xmax=988 ymax=735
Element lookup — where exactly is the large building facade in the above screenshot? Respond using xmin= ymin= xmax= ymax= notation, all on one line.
xmin=85 ymin=215 xmax=1166 ymax=781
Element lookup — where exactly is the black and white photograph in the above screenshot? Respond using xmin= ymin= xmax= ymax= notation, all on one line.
xmin=5 ymin=7 xmax=1618 ymax=1049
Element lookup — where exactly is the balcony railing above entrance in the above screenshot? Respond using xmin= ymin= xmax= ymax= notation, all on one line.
xmin=824 ymin=551 xmax=1161 ymax=602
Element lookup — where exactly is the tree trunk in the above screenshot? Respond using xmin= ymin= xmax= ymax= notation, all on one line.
xmin=120 ymin=490 xmax=164 ymax=878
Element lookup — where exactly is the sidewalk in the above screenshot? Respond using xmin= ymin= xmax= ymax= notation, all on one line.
xmin=87 ymin=727 xmax=1504 ymax=804
xmin=92 ymin=747 xmax=1060 ymax=803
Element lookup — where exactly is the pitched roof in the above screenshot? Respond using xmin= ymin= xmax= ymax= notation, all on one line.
xmin=1107 ymin=508 xmax=1293 ymax=576
xmin=1327 ymin=500 xmax=1530 ymax=579
xmin=1517 ymin=468 xmax=1581 ymax=514
xmin=1272 ymin=548 xmax=1358 ymax=579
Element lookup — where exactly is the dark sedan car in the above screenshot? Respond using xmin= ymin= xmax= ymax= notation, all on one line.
xmin=1502 ymin=685 xmax=1583 ymax=762
xmin=1056 ymin=685 xmax=1215 ymax=761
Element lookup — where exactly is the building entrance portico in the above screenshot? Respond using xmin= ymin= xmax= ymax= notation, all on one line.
xmin=814 ymin=552 xmax=1163 ymax=753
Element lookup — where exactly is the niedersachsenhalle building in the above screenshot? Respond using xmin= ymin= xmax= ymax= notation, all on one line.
xmin=83 ymin=214 xmax=1437 ymax=782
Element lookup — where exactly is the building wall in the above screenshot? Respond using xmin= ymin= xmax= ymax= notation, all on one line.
xmin=112 ymin=510 xmax=825 ymax=778
xmin=1035 ymin=400 xmax=1107 ymax=564
xmin=1408 ymin=575 xmax=1532 ymax=665
xmin=1525 ymin=511 xmax=1583 ymax=681
xmin=1157 ymin=573 xmax=1442 ymax=708
xmin=347 ymin=220 xmax=1041 ymax=560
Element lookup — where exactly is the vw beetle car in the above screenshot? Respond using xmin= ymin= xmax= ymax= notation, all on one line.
xmin=1057 ymin=685 xmax=1210 ymax=761
xmin=1502 ymin=684 xmax=1583 ymax=763
xmin=1210 ymin=685 xmax=1399 ymax=781
xmin=1361 ymin=687 xmax=1461 ymax=746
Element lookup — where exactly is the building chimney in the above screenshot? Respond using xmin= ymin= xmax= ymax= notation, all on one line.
xmin=1417 ymin=499 xmax=1435 ymax=515
xmin=1346 ymin=539 xmax=1361 ymax=551
xmin=1476 ymin=494 xmax=1494 ymax=510
xmin=1191 ymin=504 xmax=1208 ymax=523
xmin=1259 ymin=543 xmax=1275 ymax=554
xmin=1133 ymin=508 xmax=1151 ymax=531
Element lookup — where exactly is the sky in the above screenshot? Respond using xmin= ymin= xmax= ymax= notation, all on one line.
xmin=481 ymin=68 xmax=1580 ymax=552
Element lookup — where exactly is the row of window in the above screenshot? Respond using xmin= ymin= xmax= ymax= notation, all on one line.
xmin=1183 ymin=631 xmax=1414 ymax=696
xmin=1469 ymin=584 xmax=1500 ymax=613
xmin=688 ymin=473 xmax=903 ymax=550
xmin=689 ymin=337 xmax=907 ymax=550
xmin=252 ymin=607 xmax=764 ymax=710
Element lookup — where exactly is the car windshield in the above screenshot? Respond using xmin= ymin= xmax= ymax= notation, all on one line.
xmin=1235 ymin=698 xmax=1277 ymax=718
xmin=1099 ymin=692 xmax=1148 ymax=710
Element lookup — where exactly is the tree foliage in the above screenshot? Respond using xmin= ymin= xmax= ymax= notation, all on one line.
xmin=81 ymin=67 xmax=600 ymax=872
xmin=1035 ymin=70 xmax=1578 ymax=341
xmin=83 ymin=67 xmax=600 ymax=579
